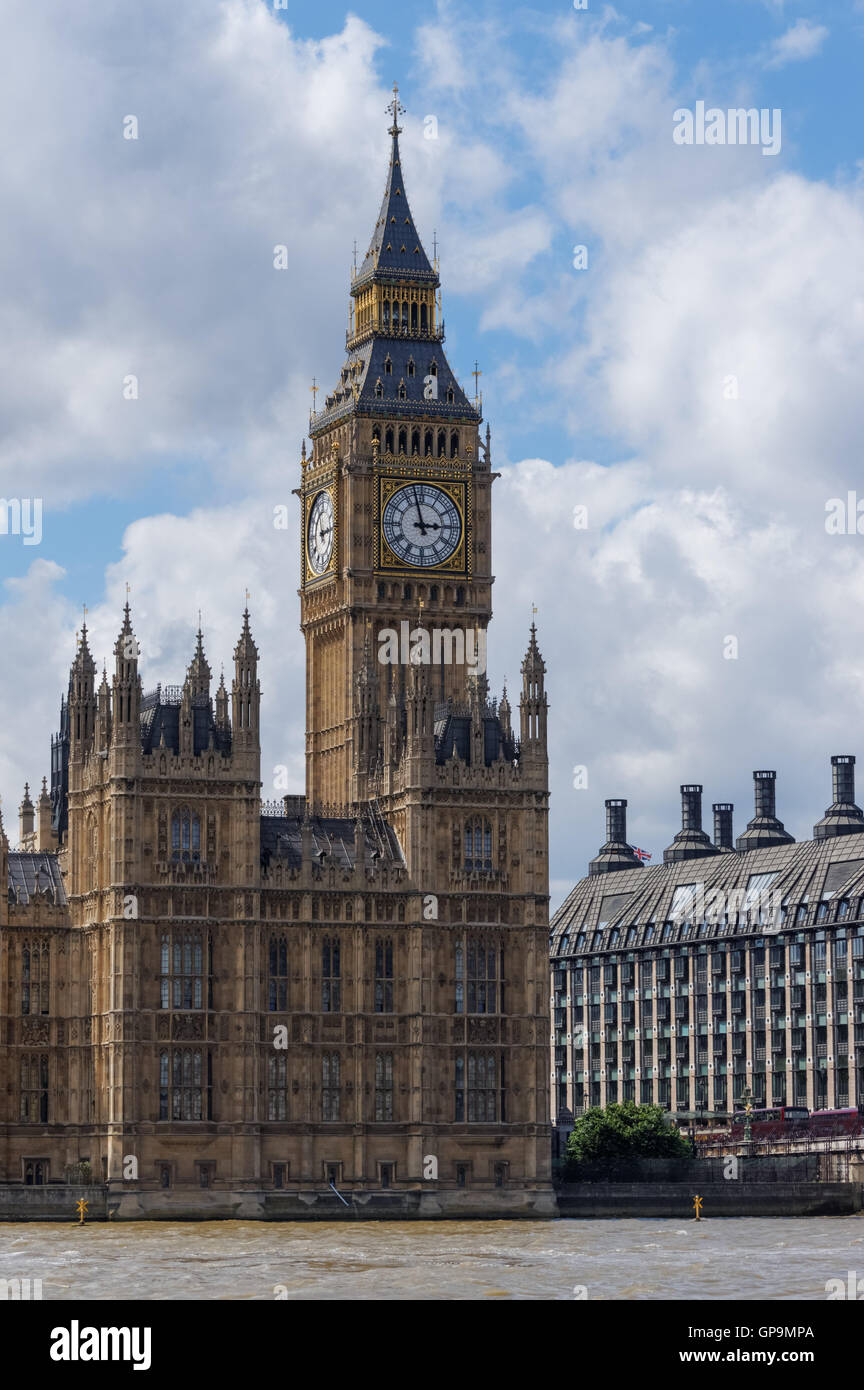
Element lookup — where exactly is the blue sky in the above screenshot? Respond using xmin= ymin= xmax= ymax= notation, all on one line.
xmin=2 ymin=0 xmax=864 ymax=902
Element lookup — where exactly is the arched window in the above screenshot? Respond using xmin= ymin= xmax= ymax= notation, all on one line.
xmin=398 ymin=427 xmax=407 ymax=454
xmin=430 ymin=584 xmax=438 ymax=601
xmin=159 ymin=1048 xmax=211 ymax=1121
xmin=411 ymin=428 xmax=420 ymax=455
xmin=411 ymin=302 xmax=418 ymax=330
xmin=420 ymin=303 xmax=428 ymax=332
xmin=407 ymin=358 xmax=415 ymax=376
xmin=384 ymin=355 xmax=392 ymax=375
xmin=455 ymin=585 xmax=464 ymax=606
xmin=401 ymin=301 xmax=409 ymax=328
xmin=171 ymin=807 xmax=201 ymax=862
xmin=385 ymin=426 xmax=394 ymax=454
xmin=464 ymin=819 xmax=492 ymax=871
xmin=374 ymin=379 xmax=383 ymax=399
xmin=437 ymin=429 xmax=446 ymax=457
xmin=398 ymin=382 xmax=407 ymax=400
xmin=428 ymin=361 xmax=437 ymax=377
xmin=455 ymin=944 xmax=464 ymax=1014
xmin=21 ymin=940 xmax=49 ymax=1017
xmin=450 ymin=430 xmax=459 ymax=457
xmin=160 ymin=929 xmax=210 ymax=1009
xmin=382 ymin=299 xmax=390 ymax=326
xmin=424 ymin=429 xmax=433 ymax=456
xmin=372 ymin=425 xmax=381 ymax=448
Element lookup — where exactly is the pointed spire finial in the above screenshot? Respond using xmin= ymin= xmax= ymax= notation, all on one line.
xmin=386 ymin=81 xmax=404 ymax=136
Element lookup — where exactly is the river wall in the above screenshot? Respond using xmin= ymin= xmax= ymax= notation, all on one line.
xmin=0 ymin=1182 xmax=860 ymax=1220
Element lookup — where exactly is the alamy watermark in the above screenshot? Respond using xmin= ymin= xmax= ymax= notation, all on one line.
xmin=377 ymin=621 xmax=486 ymax=673
xmin=673 ymin=102 xmax=781 ymax=157
xmin=0 ymin=497 xmax=42 ymax=545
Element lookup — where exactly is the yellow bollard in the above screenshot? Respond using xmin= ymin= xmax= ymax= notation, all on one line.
xmin=692 ymin=1194 xmax=703 ymax=1221
xmin=75 ymin=1199 xmax=88 ymax=1225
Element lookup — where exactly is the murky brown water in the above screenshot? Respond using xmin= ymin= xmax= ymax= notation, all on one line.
xmin=1 ymin=1218 xmax=862 ymax=1300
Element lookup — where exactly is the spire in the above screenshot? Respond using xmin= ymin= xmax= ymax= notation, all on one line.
xmin=520 ymin=620 xmax=548 ymax=753
xmin=19 ymin=782 xmax=35 ymax=845
xmin=186 ymin=622 xmax=212 ymax=697
xmin=232 ymin=606 xmax=260 ymax=756
xmin=353 ymin=84 xmax=437 ymax=288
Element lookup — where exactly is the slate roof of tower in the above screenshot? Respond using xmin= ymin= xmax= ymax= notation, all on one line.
xmin=260 ymin=813 xmax=404 ymax=871
xmin=139 ymin=687 xmax=231 ymax=758
xmin=7 ymin=852 xmax=67 ymax=906
xmin=310 ymin=125 xmax=480 ymax=437
xmin=550 ymin=831 xmax=864 ymax=958
xmin=354 ymin=133 xmax=438 ymax=288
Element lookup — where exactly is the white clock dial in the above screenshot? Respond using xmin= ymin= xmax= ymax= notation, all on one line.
xmin=382 ymin=483 xmax=462 ymax=568
xmin=307 ymin=491 xmax=334 ymax=574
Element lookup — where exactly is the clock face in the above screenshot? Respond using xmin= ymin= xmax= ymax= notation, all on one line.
xmin=381 ymin=482 xmax=462 ymax=568
xmin=307 ymin=490 xmax=334 ymax=574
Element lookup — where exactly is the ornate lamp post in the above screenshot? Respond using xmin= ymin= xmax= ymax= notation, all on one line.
xmin=737 ymin=1084 xmax=754 ymax=1143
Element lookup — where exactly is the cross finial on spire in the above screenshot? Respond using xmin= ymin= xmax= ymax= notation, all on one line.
xmin=386 ymin=81 xmax=404 ymax=136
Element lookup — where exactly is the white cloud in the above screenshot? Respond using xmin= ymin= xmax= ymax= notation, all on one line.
xmin=763 ymin=19 xmax=828 ymax=69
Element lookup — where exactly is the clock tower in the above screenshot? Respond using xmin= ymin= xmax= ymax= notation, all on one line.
xmin=300 ymin=86 xmax=548 ymax=906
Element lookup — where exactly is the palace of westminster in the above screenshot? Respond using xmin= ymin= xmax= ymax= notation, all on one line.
xmin=0 ymin=92 xmax=553 ymax=1216
xmin=3 ymin=91 xmax=862 ymax=1217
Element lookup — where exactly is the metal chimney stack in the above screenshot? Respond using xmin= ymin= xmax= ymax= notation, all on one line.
xmin=713 ymin=802 xmax=734 ymax=851
xmin=588 ymin=799 xmax=645 ymax=877
xmin=663 ymin=784 xmax=719 ymax=864
xmin=736 ymin=770 xmax=794 ymax=851
xmin=814 ymin=754 xmax=864 ymax=840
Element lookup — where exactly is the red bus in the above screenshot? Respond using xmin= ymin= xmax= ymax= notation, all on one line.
xmin=809 ymin=1107 xmax=864 ymax=1139
xmin=730 ymin=1106 xmax=809 ymax=1140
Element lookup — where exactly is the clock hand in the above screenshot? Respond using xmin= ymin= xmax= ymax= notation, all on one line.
xmin=411 ymin=486 xmax=428 ymax=536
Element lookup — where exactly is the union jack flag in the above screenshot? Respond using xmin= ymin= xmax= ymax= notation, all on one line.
xmin=630 ymin=845 xmax=652 ymax=863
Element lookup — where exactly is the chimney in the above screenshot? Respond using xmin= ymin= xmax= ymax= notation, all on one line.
xmin=735 ymin=770 xmax=794 ymax=851
xmin=663 ymin=784 xmax=719 ymax=864
xmin=588 ymin=799 xmax=644 ymax=877
xmin=713 ymin=802 xmax=734 ymax=851
xmin=813 ymin=754 xmax=864 ymax=840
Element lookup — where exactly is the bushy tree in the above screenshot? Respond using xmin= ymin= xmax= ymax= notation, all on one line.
xmin=565 ymin=1102 xmax=693 ymax=1165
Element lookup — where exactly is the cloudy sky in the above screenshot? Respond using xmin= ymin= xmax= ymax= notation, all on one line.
xmin=1 ymin=0 xmax=863 ymax=907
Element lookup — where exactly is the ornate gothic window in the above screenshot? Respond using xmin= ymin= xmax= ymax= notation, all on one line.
xmin=322 ymin=1053 xmax=341 ymax=1120
xmin=407 ymin=357 xmax=415 ymax=376
xmin=375 ymin=1052 xmax=394 ymax=1121
xmin=322 ymin=938 xmax=341 ymax=1012
xmin=384 ymin=355 xmax=392 ymax=375
xmin=450 ymin=428 xmax=458 ymax=454
xmin=385 ymin=426 xmax=394 ymax=453
xmin=171 ymin=807 xmax=201 ymax=862
xmin=398 ymin=427 xmax=407 ymax=454
xmin=374 ymin=379 xmax=383 ymax=399
xmin=455 ymin=944 xmax=464 ymax=1014
xmin=21 ymin=940 xmax=49 ymax=1016
xmin=424 ymin=428 xmax=433 ymax=456
xmin=374 ymin=938 xmax=393 ymax=1013
xmin=398 ymin=382 xmax=407 ymax=401
xmin=269 ymin=935 xmax=288 ymax=1011
xmin=160 ymin=929 xmax=211 ymax=1009
xmin=267 ymin=1053 xmax=288 ymax=1120
xmin=463 ymin=818 xmax=492 ymax=871
xmin=20 ymin=1054 xmax=48 ymax=1123
xmin=467 ymin=1052 xmax=499 ymax=1122
xmin=159 ymin=1048 xmax=211 ymax=1121
xmin=437 ymin=428 xmax=446 ymax=457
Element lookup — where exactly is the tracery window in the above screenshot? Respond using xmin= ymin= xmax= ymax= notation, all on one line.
xmin=374 ymin=938 xmax=393 ymax=1013
xmin=171 ymin=807 xmax=201 ymax=862
xmin=267 ymin=1053 xmax=288 ymax=1120
xmin=375 ymin=1052 xmax=394 ymax=1121
xmin=322 ymin=1053 xmax=341 ymax=1120
xmin=159 ymin=1048 xmax=211 ymax=1120
xmin=20 ymin=1054 xmax=48 ymax=1123
xmin=21 ymin=940 xmax=49 ymax=1016
xmin=269 ymin=935 xmax=288 ymax=1011
xmin=160 ymin=929 xmax=211 ymax=1009
xmin=322 ymin=938 xmax=341 ymax=1012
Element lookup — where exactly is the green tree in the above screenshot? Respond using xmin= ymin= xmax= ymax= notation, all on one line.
xmin=565 ymin=1102 xmax=693 ymax=1166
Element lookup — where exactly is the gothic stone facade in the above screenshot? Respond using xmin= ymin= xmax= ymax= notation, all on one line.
xmin=0 ymin=106 xmax=552 ymax=1217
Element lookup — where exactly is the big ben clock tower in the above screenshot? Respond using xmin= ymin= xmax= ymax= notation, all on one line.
xmin=299 ymin=86 xmax=548 ymax=907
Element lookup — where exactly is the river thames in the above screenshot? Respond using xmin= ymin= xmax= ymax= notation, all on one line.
xmin=1 ymin=1217 xmax=862 ymax=1299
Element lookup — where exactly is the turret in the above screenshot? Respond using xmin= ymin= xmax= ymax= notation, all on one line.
xmin=215 ymin=671 xmax=229 ymax=730
xmin=0 ymin=798 xmax=8 ymax=925
xmin=37 ymin=777 xmax=56 ymax=851
xmin=231 ymin=608 xmax=260 ymax=766
xmin=19 ymin=782 xmax=34 ymax=847
xmin=519 ymin=623 xmax=548 ymax=757
xmin=186 ymin=626 xmax=212 ymax=700
xmin=112 ymin=602 xmax=141 ymax=755
xmin=69 ymin=622 xmax=97 ymax=757
xmin=95 ymin=665 xmax=111 ymax=755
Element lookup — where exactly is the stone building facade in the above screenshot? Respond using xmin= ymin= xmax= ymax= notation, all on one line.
xmin=0 ymin=95 xmax=552 ymax=1217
